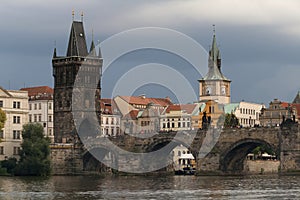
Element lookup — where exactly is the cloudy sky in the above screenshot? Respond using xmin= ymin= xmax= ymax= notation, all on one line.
xmin=0 ymin=0 xmax=300 ymax=105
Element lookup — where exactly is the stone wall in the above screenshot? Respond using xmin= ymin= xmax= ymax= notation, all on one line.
xmin=244 ymin=160 xmax=279 ymax=174
xmin=50 ymin=144 xmax=83 ymax=175
xmin=280 ymin=125 xmax=300 ymax=174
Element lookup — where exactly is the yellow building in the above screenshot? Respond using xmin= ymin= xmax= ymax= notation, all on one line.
xmin=198 ymin=100 xmax=225 ymax=129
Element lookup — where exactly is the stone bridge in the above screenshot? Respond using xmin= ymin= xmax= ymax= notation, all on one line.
xmin=51 ymin=125 xmax=300 ymax=175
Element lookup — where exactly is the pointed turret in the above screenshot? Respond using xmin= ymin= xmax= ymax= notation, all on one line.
xmin=89 ymin=40 xmax=97 ymax=57
xmin=53 ymin=48 xmax=57 ymax=58
xmin=66 ymin=21 xmax=88 ymax=57
xmin=293 ymin=91 xmax=300 ymax=103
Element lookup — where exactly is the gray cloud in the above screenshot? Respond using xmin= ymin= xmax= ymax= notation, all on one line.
xmin=0 ymin=0 xmax=300 ymax=105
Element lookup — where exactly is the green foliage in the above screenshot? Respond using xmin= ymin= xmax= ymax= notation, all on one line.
xmin=224 ymin=113 xmax=239 ymax=128
xmin=14 ymin=123 xmax=51 ymax=176
xmin=1 ymin=157 xmax=17 ymax=174
xmin=252 ymin=145 xmax=275 ymax=156
xmin=0 ymin=108 xmax=6 ymax=131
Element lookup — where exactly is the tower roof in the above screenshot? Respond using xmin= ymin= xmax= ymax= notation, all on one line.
xmin=89 ymin=40 xmax=97 ymax=57
xmin=202 ymin=28 xmax=229 ymax=81
xmin=293 ymin=91 xmax=300 ymax=103
xmin=66 ymin=21 xmax=88 ymax=57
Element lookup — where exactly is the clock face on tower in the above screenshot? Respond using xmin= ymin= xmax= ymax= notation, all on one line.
xmin=206 ymin=87 xmax=211 ymax=95
xmin=221 ymin=86 xmax=226 ymax=95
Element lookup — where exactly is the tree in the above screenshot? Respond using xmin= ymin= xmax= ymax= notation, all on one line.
xmin=14 ymin=123 xmax=51 ymax=176
xmin=0 ymin=108 xmax=6 ymax=132
xmin=224 ymin=113 xmax=239 ymax=128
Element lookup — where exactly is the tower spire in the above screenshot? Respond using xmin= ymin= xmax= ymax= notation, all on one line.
xmin=53 ymin=40 xmax=57 ymax=58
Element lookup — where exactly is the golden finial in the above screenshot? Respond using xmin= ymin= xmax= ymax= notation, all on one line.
xmin=72 ymin=9 xmax=75 ymax=21
xmin=81 ymin=11 xmax=84 ymax=22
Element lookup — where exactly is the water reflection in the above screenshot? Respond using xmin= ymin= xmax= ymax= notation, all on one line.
xmin=0 ymin=175 xmax=299 ymax=199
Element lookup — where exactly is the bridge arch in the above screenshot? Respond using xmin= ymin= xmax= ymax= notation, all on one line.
xmin=220 ymin=138 xmax=279 ymax=173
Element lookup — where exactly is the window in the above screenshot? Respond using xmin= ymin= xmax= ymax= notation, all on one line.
xmin=13 ymin=147 xmax=20 ymax=155
xmin=29 ymin=114 xmax=32 ymax=122
xmin=13 ymin=101 xmax=20 ymax=109
xmin=13 ymin=116 xmax=20 ymax=124
xmin=111 ymin=128 xmax=114 ymax=136
xmin=13 ymin=130 xmax=21 ymax=139
xmin=178 ymin=122 xmax=181 ymax=128
xmin=34 ymin=104 xmax=37 ymax=110
xmin=48 ymin=103 xmax=52 ymax=110
xmin=39 ymin=103 xmax=42 ymax=110
xmin=49 ymin=128 xmax=52 ymax=136
xmin=49 ymin=115 xmax=52 ymax=122
xmin=0 ymin=146 xmax=4 ymax=155
xmin=29 ymin=104 xmax=32 ymax=110
xmin=0 ymin=131 xmax=3 ymax=139
xmin=34 ymin=114 xmax=37 ymax=122
xmin=0 ymin=100 xmax=3 ymax=107
xmin=240 ymin=108 xmax=242 ymax=114
xmin=38 ymin=114 xmax=42 ymax=122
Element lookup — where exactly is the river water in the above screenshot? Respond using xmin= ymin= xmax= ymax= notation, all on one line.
xmin=0 ymin=175 xmax=299 ymax=199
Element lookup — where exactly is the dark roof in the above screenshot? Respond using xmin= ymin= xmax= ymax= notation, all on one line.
xmin=66 ymin=21 xmax=88 ymax=57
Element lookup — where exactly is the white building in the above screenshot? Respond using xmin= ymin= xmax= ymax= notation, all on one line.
xmin=171 ymin=145 xmax=195 ymax=170
xmin=224 ymin=101 xmax=265 ymax=127
xmin=20 ymin=86 xmax=54 ymax=142
xmin=160 ymin=104 xmax=200 ymax=132
xmin=100 ymin=99 xmax=121 ymax=137
xmin=0 ymin=87 xmax=29 ymax=160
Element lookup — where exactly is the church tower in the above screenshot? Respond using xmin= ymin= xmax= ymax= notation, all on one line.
xmin=52 ymin=19 xmax=102 ymax=143
xmin=199 ymin=28 xmax=231 ymax=104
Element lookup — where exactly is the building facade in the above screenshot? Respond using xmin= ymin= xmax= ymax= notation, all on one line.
xmin=260 ymin=99 xmax=297 ymax=127
xmin=52 ymin=19 xmax=102 ymax=143
xmin=160 ymin=104 xmax=200 ymax=132
xmin=225 ymin=101 xmax=264 ymax=127
xmin=100 ymin=99 xmax=121 ymax=137
xmin=21 ymin=86 xmax=54 ymax=142
xmin=0 ymin=87 xmax=28 ymax=160
xmin=199 ymin=30 xmax=231 ymax=104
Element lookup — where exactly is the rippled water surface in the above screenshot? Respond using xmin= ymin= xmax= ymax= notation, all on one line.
xmin=0 ymin=175 xmax=299 ymax=199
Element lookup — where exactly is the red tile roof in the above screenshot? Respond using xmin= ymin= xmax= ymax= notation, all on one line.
xmin=165 ymin=104 xmax=197 ymax=114
xmin=123 ymin=110 xmax=139 ymax=120
xmin=20 ymin=86 xmax=53 ymax=100
xmin=120 ymin=96 xmax=172 ymax=107
xmin=281 ymin=102 xmax=300 ymax=118
xmin=21 ymin=86 xmax=53 ymax=96
xmin=100 ymin=99 xmax=120 ymax=115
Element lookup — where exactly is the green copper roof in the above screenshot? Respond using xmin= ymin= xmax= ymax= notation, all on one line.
xmin=224 ymin=103 xmax=239 ymax=114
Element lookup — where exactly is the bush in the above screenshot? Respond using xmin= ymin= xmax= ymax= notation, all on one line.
xmin=14 ymin=123 xmax=51 ymax=176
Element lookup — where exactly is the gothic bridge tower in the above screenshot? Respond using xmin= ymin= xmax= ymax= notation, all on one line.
xmin=52 ymin=19 xmax=102 ymax=143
